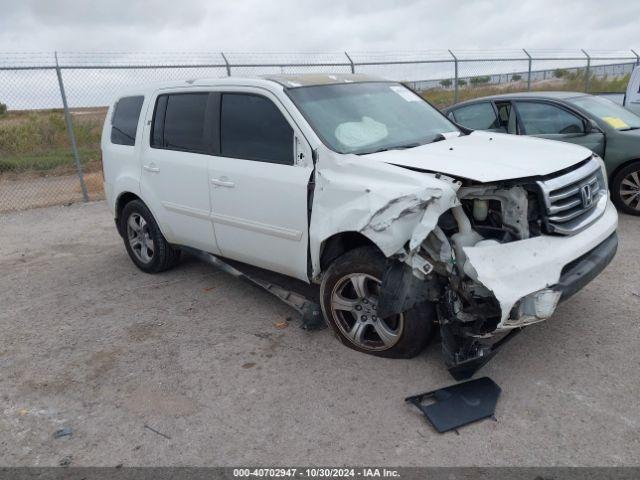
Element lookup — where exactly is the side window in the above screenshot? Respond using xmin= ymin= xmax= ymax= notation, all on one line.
xmin=515 ymin=102 xmax=584 ymax=135
xmin=111 ymin=96 xmax=144 ymax=146
xmin=151 ymin=93 xmax=214 ymax=153
xmin=451 ymin=103 xmax=500 ymax=131
xmin=221 ymin=93 xmax=293 ymax=165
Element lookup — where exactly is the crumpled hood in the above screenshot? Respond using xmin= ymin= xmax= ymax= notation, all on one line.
xmin=363 ymin=131 xmax=593 ymax=182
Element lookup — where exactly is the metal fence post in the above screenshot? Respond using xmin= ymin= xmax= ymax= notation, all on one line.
xmin=582 ymin=49 xmax=591 ymax=92
xmin=523 ymin=49 xmax=532 ymax=91
xmin=344 ymin=51 xmax=355 ymax=74
xmin=54 ymin=52 xmax=89 ymax=203
xmin=632 ymin=49 xmax=640 ymax=65
xmin=220 ymin=52 xmax=231 ymax=76
xmin=449 ymin=50 xmax=459 ymax=104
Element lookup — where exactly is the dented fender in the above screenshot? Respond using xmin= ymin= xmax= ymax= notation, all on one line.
xmin=309 ymin=152 xmax=460 ymax=278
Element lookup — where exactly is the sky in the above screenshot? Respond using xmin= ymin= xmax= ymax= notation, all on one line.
xmin=1 ymin=0 xmax=638 ymax=110
xmin=1 ymin=0 xmax=639 ymax=53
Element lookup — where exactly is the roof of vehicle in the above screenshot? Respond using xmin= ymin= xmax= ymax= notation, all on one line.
xmin=112 ymin=74 xmax=387 ymax=101
xmin=262 ymin=73 xmax=382 ymax=87
xmin=447 ymin=91 xmax=590 ymax=110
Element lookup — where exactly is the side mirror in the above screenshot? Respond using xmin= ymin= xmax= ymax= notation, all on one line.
xmin=585 ymin=118 xmax=603 ymax=134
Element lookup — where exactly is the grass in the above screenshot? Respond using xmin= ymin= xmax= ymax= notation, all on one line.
xmin=0 ymin=108 xmax=104 ymax=175
xmin=0 ymin=147 xmax=101 ymax=174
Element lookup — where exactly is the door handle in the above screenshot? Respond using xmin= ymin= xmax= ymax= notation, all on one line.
xmin=210 ymin=177 xmax=235 ymax=188
xmin=143 ymin=163 xmax=160 ymax=173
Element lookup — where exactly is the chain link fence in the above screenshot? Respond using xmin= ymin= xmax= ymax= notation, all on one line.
xmin=1 ymin=49 xmax=639 ymax=215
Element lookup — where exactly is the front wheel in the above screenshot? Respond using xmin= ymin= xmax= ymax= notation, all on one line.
xmin=611 ymin=161 xmax=640 ymax=215
xmin=320 ymin=246 xmax=436 ymax=359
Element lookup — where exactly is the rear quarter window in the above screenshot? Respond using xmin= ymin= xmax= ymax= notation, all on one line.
xmin=111 ymin=96 xmax=144 ymax=146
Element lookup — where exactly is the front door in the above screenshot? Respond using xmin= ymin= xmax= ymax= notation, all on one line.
xmin=514 ymin=100 xmax=605 ymax=156
xmin=208 ymin=91 xmax=313 ymax=281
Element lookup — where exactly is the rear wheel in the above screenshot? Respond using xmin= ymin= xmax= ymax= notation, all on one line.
xmin=611 ymin=161 xmax=640 ymax=215
xmin=120 ymin=200 xmax=181 ymax=273
xmin=320 ymin=246 xmax=436 ymax=359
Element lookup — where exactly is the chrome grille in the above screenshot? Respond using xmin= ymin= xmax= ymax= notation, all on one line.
xmin=537 ymin=157 xmax=606 ymax=235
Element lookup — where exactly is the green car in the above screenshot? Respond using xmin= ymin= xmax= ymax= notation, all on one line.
xmin=444 ymin=92 xmax=640 ymax=215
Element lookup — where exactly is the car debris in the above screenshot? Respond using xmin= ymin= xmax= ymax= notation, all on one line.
xmin=53 ymin=427 xmax=73 ymax=439
xmin=182 ymin=247 xmax=325 ymax=331
xmin=143 ymin=424 xmax=171 ymax=440
xmin=405 ymin=377 xmax=501 ymax=433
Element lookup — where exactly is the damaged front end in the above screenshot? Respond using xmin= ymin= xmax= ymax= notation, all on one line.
xmin=375 ymin=165 xmax=616 ymax=380
xmin=377 ymin=194 xmax=530 ymax=379
xmin=312 ymin=152 xmax=617 ymax=380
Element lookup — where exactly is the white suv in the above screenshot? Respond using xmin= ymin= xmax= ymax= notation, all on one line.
xmin=102 ymin=74 xmax=618 ymax=378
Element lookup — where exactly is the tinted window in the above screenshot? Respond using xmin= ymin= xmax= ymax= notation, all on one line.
xmin=452 ymin=103 xmax=500 ymax=131
xmin=111 ymin=96 xmax=144 ymax=146
xmin=159 ymin=93 xmax=210 ymax=152
xmin=221 ymin=94 xmax=294 ymax=164
xmin=516 ymin=102 xmax=584 ymax=135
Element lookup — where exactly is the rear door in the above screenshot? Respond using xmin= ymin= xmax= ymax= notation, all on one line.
xmin=139 ymin=91 xmax=221 ymax=254
xmin=513 ymin=100 xmax=605 ymax=156
xmin=207 ymin=89 xmax=313 ymax=281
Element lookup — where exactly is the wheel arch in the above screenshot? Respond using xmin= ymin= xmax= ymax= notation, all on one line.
xmin=318 ymin=231 xmax=383 ymax=273
xmin=608 ymin=157 xmax=640 ymax=184
xmin=115 ymin=191 xmax=143 ymax=237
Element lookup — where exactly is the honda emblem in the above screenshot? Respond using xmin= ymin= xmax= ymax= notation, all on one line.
xmin=580 ymin=184 xmax=593 ymax=208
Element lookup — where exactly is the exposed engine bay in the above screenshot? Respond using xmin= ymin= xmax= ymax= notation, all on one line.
xmin=374 ymin=159 xmax=614 ymax=379
xmin=375 ymin=181 xmax=536 ymax=379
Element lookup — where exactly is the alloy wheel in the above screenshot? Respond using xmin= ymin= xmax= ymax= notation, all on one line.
xmin=330 ymin=273 xmax=404 ymax=351
xmin=127 ymin=213 xmax=155 ymax=264
xmin=619 ymin=170 xmax=640 ymax=211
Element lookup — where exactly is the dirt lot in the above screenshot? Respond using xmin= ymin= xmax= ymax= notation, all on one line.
xmin=0 ymin=202 xmax=639 ymax=466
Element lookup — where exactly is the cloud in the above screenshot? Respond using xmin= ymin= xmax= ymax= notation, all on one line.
xmin=0 ymin=0 xmax=638 ymax=53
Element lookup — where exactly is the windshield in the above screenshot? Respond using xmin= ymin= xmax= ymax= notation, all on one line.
xmin=567 ymin=95 xmax=640 ymax=131
xmin=287 ymin=82 xmax=458 ymax=155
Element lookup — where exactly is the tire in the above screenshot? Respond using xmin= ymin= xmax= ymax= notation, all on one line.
xmin=611 ymin=161 xmax=640 ymax=215
xmin=320 ymin=246 xmax=436 ymax=359
xmin=120 ymin=200 xmax=181 ymax=273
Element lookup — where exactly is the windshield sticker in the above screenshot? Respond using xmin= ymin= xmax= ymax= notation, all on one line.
xmin=390 ymin=85 xmax=421 ymax=102
xmin=334 ymin=116 xmax=388 ymax=148
xmin=602 ymin=116 xmax=629 ymax=129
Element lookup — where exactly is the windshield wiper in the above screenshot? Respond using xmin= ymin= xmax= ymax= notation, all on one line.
xmin=359 ymin=142 xmax=422 ymax=155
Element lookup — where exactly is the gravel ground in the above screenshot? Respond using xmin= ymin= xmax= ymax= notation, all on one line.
xmin=0 ymin=202 xmax=639 ymax=467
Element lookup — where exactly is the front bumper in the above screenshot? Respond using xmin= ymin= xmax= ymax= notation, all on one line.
xmin=554 ymin=231 xmax=618 ymax=302
xmin=462 ymin=196 xmax=618 ymax=330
